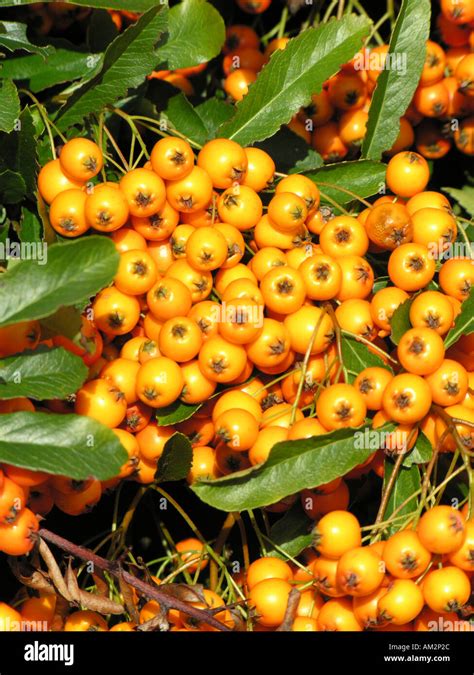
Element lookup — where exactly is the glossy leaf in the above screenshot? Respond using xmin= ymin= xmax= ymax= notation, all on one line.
xmin=155 ymin=400 xmax=203 ymax=426
xmin=0 ymin=21 xmax=53 ymax=57
xmin=444 ymin=289 xmax=474 ymax=349
xmin=306 ymin=160 xmax=386 ymax=208
xmin=0 ymin=80 xmax=20 ymax=133
xmin=383 ymin=460 xmax=420 ymax=535
xmin=0 ymin=412 xmax=127 ymax=480
xmin=341 ymin=333 xmax=392 ymax=383
xmin=155 ymin=433 xmax=193 ymax=483
xmin=219 ymin=15 xmax=370 ymax=146
xmin=55 ymin=6 xmax=168 ymax=131
xmin=0 ymin=347 xmax=87 ymax=401
xmin=267 ymin=502 xmax=313 ymax=559
xmin=192 ymin=425 xmax=378 ymax=512
xmin=390 ymin=297 xmax=413 ymax=345
xmin=362 ymin=0 xmax=431 ymax=159
xmin=0 ymin=236 xmax=119 ymax=327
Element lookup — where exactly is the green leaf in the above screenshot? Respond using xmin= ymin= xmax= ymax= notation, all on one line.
xmin=0 ymin=347 xmax=87 ymax=401
xmin=195 ymin=98 xmax=234 ymax=140
xmin=389 ymin=297 xmax=413 ymax=345
xmin=341 ymin=333 xmax=392 ymax=383
xmin=0 ymin=108 xmax=38 ymax=199
xmin=0 ymin=170 xmax=25 ymax=204
xmin=267 ymin=501 xmax=313 ymax=559
xmin=55 ymin=6 xmax=168 ymax=131
xmin=157 ymin=0 xmax=225 ymax=70
xmin=0 ymin=21 xmax=53 ymax=57
xmin=19 ymin=207 xmax=42 ymax=244
xmin=155 ymin=432 xmax=193 ymax=483
xmin=0 ymin=412 xmax=127 ymax=480
xmin=0 ymin=80 xmax=20 ymax=133
xmin=373 ymin=276 xmax=390 ymax=293
xmin=219 ymin=15 xmax=370 ymax=147
xmin=442 ymin=186 xmax=474 ymax=218
xmin=39 ymin=306 xmax=83 ymax=341
xmin=290 ymin=148 xmax=324 ymax=174
xmin=362 ymin=0 xmax=431 ymax=159
xmin=444 ymin=288 xmax=474 ymax=349
xmin=0 ymin=236 xmax=119 ymax=328
xmin=255 ymin=127 xmax=319 ymax=175
xmin=383 ymin=461 xmax=420 ymax=535
xmin=162 ymin=93 xmax=209 ymax=147
xmin=0 ymin=48 xmax=102 ymax=94
xmin=306 ymin=160 xmax=386 ymax=210
xmin=192 ymin=425 xmax=377 ymax=512
xmin=155 ymin=400 xmax=203 ymax=426
xmin=403 ymin=432 xmax=432 ymax=468
xmin=0 ymin=0 xmax=158 ymax=9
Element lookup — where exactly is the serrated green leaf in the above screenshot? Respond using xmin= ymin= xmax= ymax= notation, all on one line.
xmin=55 ymin=6 xmax=168 ymax=131
xmin=155 ymin=400 xmax=203 ymax=426
xmin=390 ymin=297 xmax=413 ymax=345
xmin=219 ymin=15 xmax=370 ymax=147
xmin=442 ymin=186 xmax=474 ymax=218
xmin=195 ymin=98 xmax=234 ymax=140
xmin=0 ymin=80 xmax=20 ymax=133
xmin=162 ymin=93 xmax=208 ymax=147
xmin=0 ymin=412 xmax=127 ymax=480
xmin=0 ymin=108 xmax=38 ymax=199
xmin=0 ymin=347 xmax=87 ymax=401
xmin=192 ymin=425 xmax=377 ymax=512
xmin=155 ymin=432 xmax=193 ymax=483
xmin=306 ymin=160 xmax=386 ymax=210
xmin=341 ymin=333 xmax=392 ymax=383
xmin=0 ymin=170 xmax=25 ymax=204
xmin=0 ymin=236 xmax=119 ymax=327
xmin=403 ymin=432 xmax=432 ymax=468
xmin=0 ymin=47 xmax=102 ymax=94
xmin=19 ymin=207 xmax=42 ymax=244
xmin=444 ymin=288 xmax=474 ymax=349
xmin=290 ymin=148 xmax=324 ymax=174
xmin=0 ymin=21 xmax=53 ymax=57
xmin=362 ymin=0 xmax=431 ymax=159
xmin=267 ymin=501 xmax=313 ymax=559
xmin=382 ymin=460 xmax=420 ymax=535
xmin=255 ymin=127 xmax=318 ymax=174
xmin=157 ymin=0 xmax=225 ymax=70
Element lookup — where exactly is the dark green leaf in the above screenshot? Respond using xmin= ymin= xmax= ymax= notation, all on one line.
xmin=0 ymin=236 xmax=119 ymax=327
xmin=157 ymin=0 xmax=225 ymax=70
xmin=162 ymin=93 xmax=208 ymax=147
xmin=267 ymin=501 xmax=313 ymax=559
xmin=0 ymin=170 xmax=25 ymax=204
xmin=0 ymin=80 xmax=20 ymax=133
xmin=306 ymin=160 xmax=387 ymax=210
xmin=192 ymin=425 xmax=378 ymax=512
xmin=19 ymin=207 xmax=42 ymax=244
xmin=39 ymin=306 xmax=83 ymax=341
xmin=0 ymin=412 xmax=127 ymax=480
xmin=0 ymin=21 xmax=53 ymax=57
xmin=444 ymin=288 xmax=474 ymax=349
xmin=87 ymin=10 xmax=119 ymax=53
xmin=55 ymin=6 xmax=168 ymax=131
xmin=219 ymin=15 xmax=370 ymax=146
xmin=390 ymin=297 xmax=413 ymax=345
xmin=341 ymin=333 xmax=392 ymax=383
xmin=362 ymin=0 xmax=431 ymax=159
xmin=382 ymin=460 xmax=420 ymax=535
xmin=195 ymin=98 xmax=234 ymax=140
xmin=442 ymin=186 xmax=474 ymax=218
xmin=0 ymin=108 xmax=38 ymax=199
xmin=0 ymin=48 xmax=102 ymax=93
xmin=255 ymin=127 xmax=316 ymax=175
xmin=0 ymin=347 xmax=87 ymax=401
xmin=155 ymin=432 xmax=193 ymax=483
xmin=290 ymin=148 xmax=324 ymax=174
xmin=155 ymin=400 xmax=203 ymax=426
